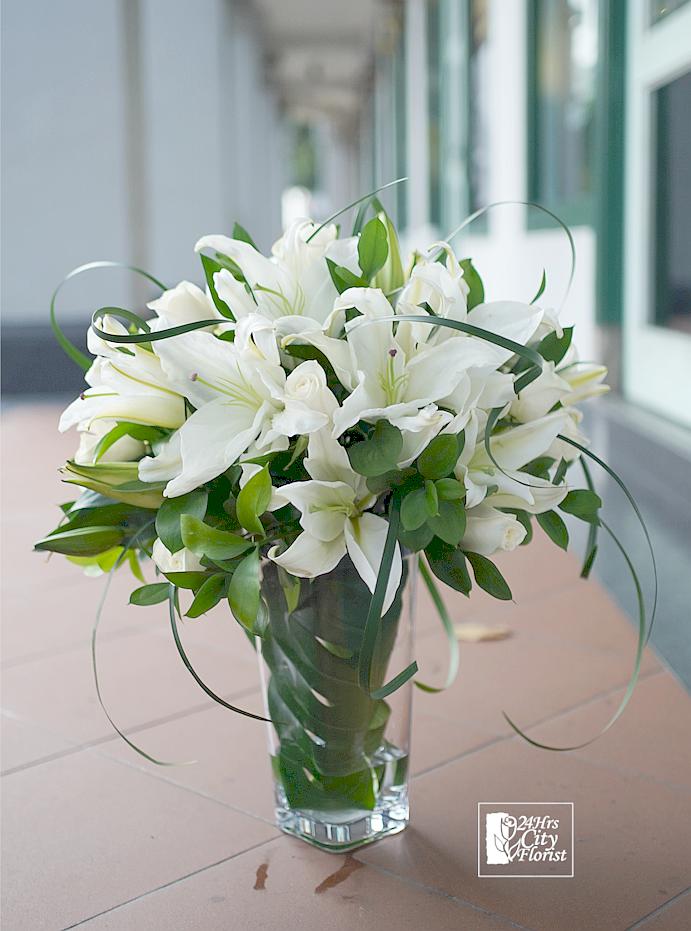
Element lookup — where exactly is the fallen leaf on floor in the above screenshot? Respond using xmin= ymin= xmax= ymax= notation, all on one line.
xmin=453 ymin=622 xmax=512 ymax=642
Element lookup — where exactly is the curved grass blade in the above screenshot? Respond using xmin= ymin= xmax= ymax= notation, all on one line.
xmin=51 ymin=260 xmax=167 ymax=370
xmin=414 ymin=559 xmax=460 ymax=693
xmin=558 ymin=435 xmax=658 ymax=642
xmin=91 ymin=313 xmax=222 ymax=344
xmin=93 ymin=565 xmax=195 ymax=766
xmin=502 ymin=519 xmax=646 ymax=750
xmin=579 ymin=458 xmax=599 ymax=579
xmin=439 ymin=200 xmax=576 ymax=312
xmin=167 ymin=586 xmax=275 ymax=724
xmin=358 ymin=496 xmax=419 ymax=699
xmin=306 ymin=178 xmax=408 ymax=244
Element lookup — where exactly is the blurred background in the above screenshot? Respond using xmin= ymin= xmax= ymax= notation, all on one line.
xmin=1 ymin=0 xmax=690 ymax=680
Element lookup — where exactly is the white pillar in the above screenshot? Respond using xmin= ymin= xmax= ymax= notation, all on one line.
xmin=404 ymin=0 xmax=430 ymax=232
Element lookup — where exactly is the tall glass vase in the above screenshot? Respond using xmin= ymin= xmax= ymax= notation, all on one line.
xmin=257 ymin=554 xmax=417 ymax=852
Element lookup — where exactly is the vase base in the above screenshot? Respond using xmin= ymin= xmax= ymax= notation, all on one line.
xmin=274 ymin=790 xmax=409 ymax=852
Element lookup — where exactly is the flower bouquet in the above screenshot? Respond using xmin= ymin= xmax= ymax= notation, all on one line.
xmin=37 ymin=188 xmax=653 ymax=851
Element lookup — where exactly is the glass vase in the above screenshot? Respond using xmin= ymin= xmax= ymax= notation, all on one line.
xmin=256 ymin=554 xmax=417 ymax=852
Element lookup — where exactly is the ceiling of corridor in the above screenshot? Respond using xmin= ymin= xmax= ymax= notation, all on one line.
xmin=254 ymin=0 xmax=392 ymax=123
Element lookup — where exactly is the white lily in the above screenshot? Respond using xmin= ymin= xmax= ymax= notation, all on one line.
xmin=149 ymin=330 xmax=338 ymax=497
xmin=60 ymin=317 xmax=186 ymax=434
xmin=195 ymin=219 xmax=359 ymax=327
xmin=456 ymin=410 xmax=572 ymax=509
xmin=148 ymin=280 xmax=224 ymax=331
xmin=510 ymin=361 xmax=572 ymax=423
xmin=559 ymin=362 xmax=609 ymax=405
xmin=269 ymin=430 xmax=402 ymax=612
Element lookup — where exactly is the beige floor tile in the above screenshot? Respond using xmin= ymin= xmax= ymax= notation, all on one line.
xmin=358 ymin=728 xmax=691 ymax=930
xmin=100 ymin=697 xmax=277 ymax=822
xmin=528 ymin=671 xmax=691 ymax=791
xmin=0 ymin=750 xmax=279 ymax=930
xmin=412 ymin=620 xmax=657 ymax=742
xmin=1 ymin=600 xmax=262 ymax=748
xmin=77 ymin=834 xmax=520 ymax=931
xmin=1 ymin=712 xmax=74 ymax=773
xmin=635 ymin=888 xmax=691 ymax=930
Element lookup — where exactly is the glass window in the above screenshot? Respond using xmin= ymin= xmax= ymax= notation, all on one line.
xmin=529 ymin=0 xmax=599 ymax=222
xmin=652 ymin=69 xmax=691 ymax=333
xmin=467 ymin=0 xmax=490 ymax=214
xmin=650 ymin=0 xmax=690 ymax=24
xmin=428 ymin=0 xmax=489 ymax=233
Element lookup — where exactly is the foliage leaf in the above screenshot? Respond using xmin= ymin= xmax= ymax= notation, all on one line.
xmin=559 ymin=489 xmax=602 ymax=524
xmin=536 ymin=510 xmax=569 ymax=550
xmin=427 ymin=500 xmax=466 ymax=546
xmin=35 ymin=525 xmax=124 ymax=556
xmin=129 ymin=582 xmax=170 ymax=606
xmin=460 ymin=258 xmax=485 ymax=310
xmin=186 ymin=573 xmax=226 ymax=618
xmin=347 ymin=421 xmax=403 ymax=477
xmin=236 ymin=467 xmax=271 ymax=535
xmin=155 ymin=489 xmax=208 ymax=554
xmin=425 ymin=539 xmax=471 ymax=595
xmin=180 ymin=515 xmax=252 ymax=561
xmin=358 ymin=217 xmax=389 ymax=280
xmin=228 ymin=549 xmax=261 ymax=632
xmin=465 ymin=551 xmax=512 ymax=600
xmin=417 ymin=434 xmax=460 ymax=480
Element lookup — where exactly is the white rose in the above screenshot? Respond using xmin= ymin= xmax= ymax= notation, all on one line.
xmin=265 ymin=360 xmax=338 ymax=441
xmin=151 ymin=538 xmax=204 ymax=573
xmin=461 ymin=505 xmax=527 ymax=557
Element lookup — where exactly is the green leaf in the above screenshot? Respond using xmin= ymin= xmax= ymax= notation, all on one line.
xmin=425 ymin=539 xmax=472 ymax=595
xmin=553 ymin=457 xmax=569 ymax=485
xmin=277 ymin=567 xmax=301 ymax=613
xmin=236 ymin=467 xmax=271 ymax=535
xmin=129 ymin=582 xmax=170 ymax=606
xmin=35 ymin=525 xmax=125 ymax=557
xmin=558 ymin=489 xmax=602 ymax=524
xmin=521 ymin=456 xmax=556 ymax=479
xmin=200 ymin=253 xmax=235 ymax=320
xmin=358 ymin=217 xmax=389 ymax=280
xmin=417 ymin=434 xmax=459 ymax=479
xmin=186 ymin=574 xmax=226 ymax=618
xmin=530 ymin=269 xmax=547 ymax=304
xmin=400 ymin=488 xmax=429 ymax=531
xmin=398 ymin=522 xmax=434 ymax=552
xmin=93 ymin=422 xmax=166 ymax=463
xmin=325 ymin=258 xmax=368 ymax=294
xmin=155 ymin=490 xmax=208 ymax=554
xmin=424 ymin=479 xmax=439 ymax=517
xmin=164 ymin=571 xmax=209 ymax=591
xmin=428 ymin=500 xmax=466 ymax=546
xmin=180 ymin=515 xmax=252 ymax=561
xmin=536 ymin=510 xmax=570 ymax=550
xmin=538 ymin=326 xmax=573 ymax=365
xmin=435 ymin=477 xmax=465 ymax=500
xmin=228 ymin=549 xmax=260 ymax=632
xmin=460 ymin=258 xmax=485 ymax=310
xmin=465 ymin=551 xmax=512 ymax=600
xmin=347 ymin=421 xmax=403 ymax=477
xmin=232 ymin=221 xmax=258 ymax=249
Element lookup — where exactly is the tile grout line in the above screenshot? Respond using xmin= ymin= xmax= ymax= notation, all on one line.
xmin=1 ymin=684 xmax=261 ymax=777
xmin=626 ymin=884 xmax=691 ymax=929
xmin=360 ymin=858 xmax=536 ymax=931
xmin=411 ymin=666 xmax=665 ymax=782
xmin=59 ymin=834 xmax=283 ymax=929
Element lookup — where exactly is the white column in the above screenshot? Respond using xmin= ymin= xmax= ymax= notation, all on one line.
xmin=404 ymin=0 xmax=430 ymax=233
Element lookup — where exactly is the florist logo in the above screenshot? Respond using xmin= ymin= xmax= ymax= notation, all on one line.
xmin=477 ymin=802 xmax=574 ymax=878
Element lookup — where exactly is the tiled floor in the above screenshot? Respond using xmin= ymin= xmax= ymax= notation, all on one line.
xmin=2 ymin=405 xmax=690 ymax=930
